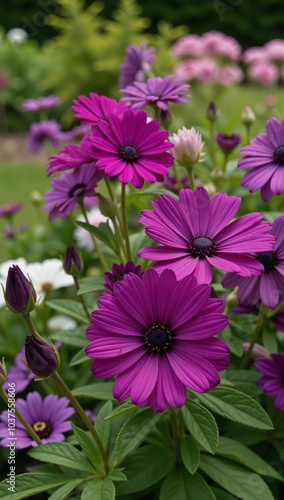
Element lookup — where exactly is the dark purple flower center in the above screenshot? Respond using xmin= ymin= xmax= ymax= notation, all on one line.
xmin=68 ymin=183 xmax=86 ymax=198
xmin=189 ymin=236 xmax=216 ymax=258
xmin=145 ymin=324 xmax=173 ymax=353
xmin=119 ymin=145 xmax=140 ymax=163
xmin=273 ymin=145 xmax=284 ymax=165
xmin=256 ymin=251 xmax=278 ymax=271
xmin=32 ymin=420 xmax=52 ymax=438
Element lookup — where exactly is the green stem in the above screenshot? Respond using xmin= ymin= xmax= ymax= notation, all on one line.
xmin=104 ymin=177 xmax=128 ymax=258
xmin=170 ymin=408 xmax=183 ymax=462
xmin=52 ymin=372 xmax=109 ymax=474
xmin=173 ymin=164 xmax=182 ymax=191
xmin=73 ymin=276 xmax=90 ymax=322
xmin=267 ymin=299 xmax=284 ymax=319
xmin=22 ymin=313 xmax=39 ymax=335
xmin=79 ymin=201 xmax=108 ymax=272
xmin=222 ymin=153 xmax=230 ymax=174
xmin=187 ymin=168 xmax=195 ymax=190
xmin=209 ymin=122 xmax=216 ymax=166
xmin=121 ymin=184 xmax=132 ymax=261
xmin=240 ymin=311 xmax=265 ymax=369
xmin=110 ymin=215 xmax=126 ymax=260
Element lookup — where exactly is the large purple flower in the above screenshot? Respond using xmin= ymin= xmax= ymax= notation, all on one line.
xmin=138 ymin=187 xmax=275 ymax=284
xmin=43 ymin=165 xmax=104 ymax=221
xmin=0 ymin=392 xmax=74 ymax=448
xmin=47 ymin=137 xmax=97 ymax=176
xmin=221 ymin=216 xmax=284 ymax=309
xmin=86 ymin=269 xmax=229 ymax=412
xmin=120 ymin=75 xmax=190 ymax=111
xmin=71 ymin=93 xmax=127 ymax=126
xmin=255 ymin=353 xmax=284 ymax=411
xmin=28 ymin=120 xmax=62 ymax=153
xmin=88 ymin=109 xmax=174 ymax=188
xmin=119 ymin=41 xmax=156 ymax=89
xmin=238 ymin=117 xmax=284 ymax=201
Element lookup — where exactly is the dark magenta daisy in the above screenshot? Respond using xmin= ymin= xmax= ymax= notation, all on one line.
xmin=221 ymin=216 xmax=284 ymax=309
xmin=119 ymin=41 xmax=156 ymax=89
xmin=138 ymin=187 xmax=275 ymax=284
xmin=88 ymin=109 xmax=174 ymax=188
xmin=71 ymin=92 xmax=127 ymax=126
xmin=238 ymin=117 xmax=284 ymax=201
xmin=103 ymin=261 xmax=143 ymax=294
xmin=86 ymin=269 xmax=229 ymax=412
xmin=43 ymin=165 xmax=104 ymax=220
xmin=255 ymin=353 xmax=284 ymax=411
xmin=47 ymin=137 xmax=97 ymax=176
xmin=120 ymin=75 xmax=190 ymax=111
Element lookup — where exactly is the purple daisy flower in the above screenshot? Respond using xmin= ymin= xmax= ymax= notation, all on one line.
xmin=0 ymin=392 xmax=74 ymax=448
xmin=103 ymin=261 xmax=143 ymax=294
xmin=120 ymin=75 xmax=190 ymax=112
xmin=216 ymin=133 xmax=241 ymax=154
xmin=3 ymin=346 xmax=35 ymax=393
xmin=0 ymin=202 xmax=23 ymax=218
xmin=238 ymin=117 xmax=284 ymax=201
xmin=138 ymin=187 xmax=275 ymax=284
xmin=71 ymin=93 xmax=127 ymax=126
xmin=43 ymin=165 xmax=104 ymax=221
xmin=47 ymin=137 xmax=97 ymax=177
xmin=86 ymin=268 xmax=229 ymax=412
xmin=21 ymin=95 xmax=61 ymax=112
xmin=28 ymin=120 xmax=62 ymax=153
xmin=221 ymin=216 xmax=284 ymax=309
xmin=88 ymin=109 xmax=174 ymax=188
xmin=255 ymin=353 xmax=284 ymax=411
xmin=119 ymin=41 xmax=156 ymax=89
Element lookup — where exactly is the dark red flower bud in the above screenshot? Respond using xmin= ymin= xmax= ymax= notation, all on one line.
xmin=25 ymin=334 xmax=59 ymax=379
xmin=63 ymin=245 xmax=82 ymax=276
xmin=5 ymin=265 xmax=37 ymax=314
xmin=216 ymin=133 xmax=241 ymax=154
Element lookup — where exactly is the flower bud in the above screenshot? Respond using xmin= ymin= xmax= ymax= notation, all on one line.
xmin=241 ymin=106 xmax=255 ymax=127
xmin=206 ymin=102 xmax=218 ymax=122
xmin=25 ymin=334 xmax=59 ymax=379
xmin=4 ymin=265 xmax=37 ymax=314
xmin=169 ymin=126 xmax=205 ymax=169
xmin=243 ymin=342 xmax=271 ymax=360
xmin=0 ymin=358 xmax=7 ymax=386
xmin=216 ymin=133 xmax=241 ymax=154
xmin=96 ymin=193 xmax=118 ymax=218
xmin=63 ymin=245 xmax=82 ymax=276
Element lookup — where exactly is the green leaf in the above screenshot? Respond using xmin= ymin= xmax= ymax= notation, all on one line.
xmin=159 ymin=467 xmax=216 ymax=500
xmin=104 ymin=401 xmax=138 ymax=421
xmin=115 ymin=409 xmax=163 ymax=462
xmin=181 ymin=400 xmax=219 ymax=454
xmin=116 ymin=445 xmax=175 ymax=495
xmin=195 ymin=387 xmax=273 ymax=430
xmin=263 ymin=327 xmax=278 ymax=353
xmin=51 ymin=327 xmax=88 ymax=348
xmin=223 ymin=370 xmax=262 ymax=397
xmin=72 ymin=423 xmax=104 ymax=474
xmin=107 ymin=468 xmax=127 ymax=482
xmin=180 ymin=435 xmax=200 ymax=475
xmin=46 ymin=299 xmax=90 ymax=324
xmin=81 ymin=478 xmax=115 ymax=500
xmin=72 ymin=382 xmax=114 ymax=400
xmin=211 ymin=487 xmax=236 ymax=500
xmin=69 ymin=347 xmax=90 ymax=366
xmin=200 ymin=455 xmax=274 ymax=500
xmin=77 ymin=277 xmax=105 ymax=295
xmin=76 ymin=221 xmax=118 ymax=253
xmin=129 ymin=231 xmax=151 ymax=263
xmin=95 ymin=400 xmax=113 ymax=452
xmin=48 ymin=478 xmax=87 ymax=500
xmin=216 ymin=436 xmax=284 ymax=481
xmin=0 ymin=473 xmax=81 ymax=500
xmin=28 ymin=442 xmax=95 ymax=474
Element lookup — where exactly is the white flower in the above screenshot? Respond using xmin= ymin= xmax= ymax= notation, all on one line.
xmin=47 ymin=315 xmax=77 ymax=332
xmin=26 ymin=259 xmax=73 ymax=302
xmin=74 ymin=207 xmax=112 ymax=251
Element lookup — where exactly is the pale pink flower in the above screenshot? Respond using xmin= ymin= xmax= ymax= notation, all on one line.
xmin=172 ymin=34 xmax=205 ymax=59
xmin=169 ymin=126 xmax=205 ymax=168
xmin=202 ymin=31 xmax=241 ymax=61
xmin=242 ymin=47 xmax=268 ymax=64
xmin=264 ymin=39 xmax=284 ymax=63
xmin=217 ymin=64 xmax=244 ymax=87
xmin=248 ymin=62 xmax=279 ymax=86
xmin=195 ymin=59 xmax=219 ymax=83
xmin=173 ymin=60 xmax=199 ymax=82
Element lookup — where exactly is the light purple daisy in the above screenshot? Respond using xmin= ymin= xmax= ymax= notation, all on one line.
xmin=47 ymin=137 xmax=97 ymax=177
xmin=103 ymin=261 xmax=143 ymax=294
xmin=0 ymin=202 xmax=23 ymax=218
xmin=71 ymin=93 xmax=127 ymax=126
xmin=238 ymin=117 xmax=284 ymax=201
xmin=120 ymin=75 xmax=190 ymax=111
xmin=43 ymin=165 xmax=104 ymax=221
xmin=119 ymin=41 xmax=156 ymax=89
xmin=3 ymin=346 xmax=35 ymax=393
xmin=0 ymin=392 xmax=74 ymax=448
xmin=255 ymin=353 xmax=284 ymax=411
xmin=21 ymin=95 xmax=61 ymax=112
xmin=221 ymin=216 xmax=284 ymax=309
xmin=28 ymin=120 xmax=62 ymax=153
xmin=138 ymin=187 xmax=275 ymax=284
xmin=86 ymin=268 xmax=229 ymax=412
xmin=88 ymin=109 xmax=174 ymax=188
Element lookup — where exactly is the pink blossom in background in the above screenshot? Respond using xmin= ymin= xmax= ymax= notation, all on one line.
xmin=172 ymin=34 xmax=205 ymax=59
xmin=217 ymin=64 xmax=244 ymax=87
xmin=175 ymin=59 xmax=218 ymax=84
xmin=21 ymin=96 xmax=61 ymax=112
xmin=201 ymin=31 xmax=242 ymax=61
xmin=264 ymin=39 xmax=284 ymax=63
xmin=242 ymin=47 xmax=268 ymax=64
xmin=247 ymin=62 xmax=279 ymax=86
xmin=173 ymin=60 xmax=200 ymax=82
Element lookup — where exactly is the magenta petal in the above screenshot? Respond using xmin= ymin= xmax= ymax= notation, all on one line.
xmin=91 ymin=348 xmax=145 ymax=378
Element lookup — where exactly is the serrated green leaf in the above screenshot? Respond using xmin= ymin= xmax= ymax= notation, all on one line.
xmin=216 ymin=436 xmax=284 ymax=481
xmin=195 ymin=387 xmax=273 ymax=430
xmin=51 ymin=327 xmax=88 ymax=348
xmin=181 ymin=400 xmax=219 ymax=454
xmin=95 ymin=401 xmax=113 ymax=452
xmin=48 ymin=478 xmax=86 ymax=500
xmin=71 ymin=423 xmax=104 ymax=474
xmin=116 ymin=445 xmax=175 ymax=495
xmin=200 ymin=455 xmax=274 ymax=500
xmin=70 ymin=346 xmax=90 ymax=366
xmin=46 ymin=299 xmax=90 ymax=324
xmin=29 ymin=442 xmax=95 ymax=474
xmin=77 ymin=277 xmax=105 ymax=295
xmin=180 ymin=435 xmax=200 ymax=475
xmin=223 ymin=370 xmax=262 ymax=397
xmin=72 ymin=382 xmax=114 ymax=400
xmin=0 ymin=473 xmax=81 ymax=500
xmin=104 ymin=401 xmax=138 ymax=421
xmin=114 ymin=409 xmax=163 ymax=463
xmin=159 ymin=467 xmax=216 ymax=500
xmin=81 ymin=478 xmax=115 ymax=500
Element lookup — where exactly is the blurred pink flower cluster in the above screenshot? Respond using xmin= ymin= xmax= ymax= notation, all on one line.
xmin=243 ymin=39 xmax=284 ymax=86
